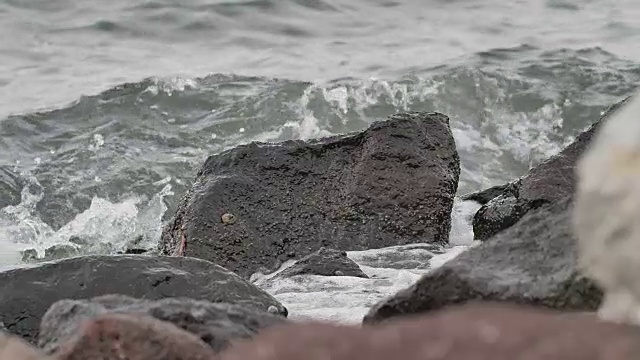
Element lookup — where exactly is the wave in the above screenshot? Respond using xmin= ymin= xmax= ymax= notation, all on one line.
xmin=0 ymin=46 xmax=638 ymax=266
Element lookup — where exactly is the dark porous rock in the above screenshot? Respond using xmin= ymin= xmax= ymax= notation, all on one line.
xmin=363 ymin=197 xmax=603 ymax=325
xmin=0 ymin=331 xmax=49 ymax=360
xmin=53 ymin=313 xmax=216 ymax=360
xmin=217 ymin=302 xmax=640 ymax=360
xmin=39 ymin=294 xmax=287 ymax=354
xmin=0 ymin=255 xmax=287 ymax=343
xmin=460 ymin=183 xmax=514 ymax=205
xmin=161 ymin=112 xmax=460 ymax=278
xmin=277 ymin=247 xmax=368 ymax=278
xmin=471 ymin=97 xmax=630 ymax=241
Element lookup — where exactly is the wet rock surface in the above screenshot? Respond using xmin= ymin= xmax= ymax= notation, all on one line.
xmin=277 ymin=247 xmax=368 ymax=278
xmin=161 ymin=112 xmax=460 ymax=278
xmin=469 ymin=97 xmax=631 ymax=241
xmin=363 ymin=197 xmax=603 ymax=324
xmin=0 ymin=255 xmax=286 ymax=343
xmin=217 ymin=303 xmax=640 ymax=360
xmin=39 ymin=294 xmax=287 ymax=354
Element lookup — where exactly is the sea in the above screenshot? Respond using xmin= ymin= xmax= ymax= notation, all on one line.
xmin=1 ymin=0 xmax=640 ymax=324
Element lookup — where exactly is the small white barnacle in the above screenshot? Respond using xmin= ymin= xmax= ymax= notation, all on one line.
xmin=221 ymin=213 xmax=236 ymax=225
xmin=573 ymin=91 xmax=640 ymax=326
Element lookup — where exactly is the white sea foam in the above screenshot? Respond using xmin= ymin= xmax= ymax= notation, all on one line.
xmin=0 ymin=173 xmax=173 ymax=266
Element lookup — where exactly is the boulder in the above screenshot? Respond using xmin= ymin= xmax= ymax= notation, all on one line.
xmin=0 ymin=255 xmax=287 ymax=343
xmin=277 ymin=247 xmax=368 ymax=278
xmin=39 ymin=294 xmax=286 ymax=354
xmin=161 ymin=112 xmax=460 ymax=278
xmin=469 ymin=97 xmax=631 ymax=241
xmin=52 ymin=313 xmax=216 ymax=360
xmin=0 ymin=332 xmax=49 ymax=360
xmin=363 ymin=197 xmax=603 ymax=324
xmin=217 ymin=302 xmax=640 ymax=360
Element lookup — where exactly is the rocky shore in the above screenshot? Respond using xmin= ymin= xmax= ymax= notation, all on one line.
xmin=2 ymin=103 xmax=639 ymax=359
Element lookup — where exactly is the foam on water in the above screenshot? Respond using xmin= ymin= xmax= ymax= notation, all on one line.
xmin=0 ymin=171 xmax=173 ymax=266
xmin=252 ymin=198 xmax=482 ymax=324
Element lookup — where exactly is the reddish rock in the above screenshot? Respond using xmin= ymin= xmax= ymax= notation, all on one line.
xmin=53 ymin=313 xmax=215 ymax=360
xmin=0 ymin=332 xmax=49 ymax=360
xmin=217 ymin=303 xmax=640 ymax=360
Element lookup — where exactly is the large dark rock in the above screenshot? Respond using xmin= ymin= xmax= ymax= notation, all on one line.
xmin=277 ymin=247 xmax=368 ymax=278
xmin=469 ymin=97 xmax=630 ymax=241
xmin=161 ymin=112 xmax=460 ymax=278
xmin=0 ymin=255 xmax=287 ymax=343
xmin=39 ymin=294 xmax=286 ymax=354
xmin=363 ymin=197 xmax=603 ymax=324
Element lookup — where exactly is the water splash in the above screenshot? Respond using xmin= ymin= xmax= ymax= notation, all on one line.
xmin=0 ymin=172 xmax=173 ymax=266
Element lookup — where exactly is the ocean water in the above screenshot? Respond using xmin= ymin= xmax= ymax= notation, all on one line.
xmin=1 ymin=0 xmax=640 ymax=323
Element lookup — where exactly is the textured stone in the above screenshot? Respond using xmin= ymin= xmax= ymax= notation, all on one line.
xmin=161 ymin=112 xmax=460 ymax=278
xmin=277 ymin=247 xmax=368 ymax=278
xmin=39 ymin=294 xmax=286 ymax=354
xmin=0 ymin=255 xmax=286 ymax=342
xmin=363 ymin=197 xmax=603 ymax=324
xmin=52 ymin=313 xmax=215 ymax=360
xmin=218 ymin=303 xmax=640 ymax=360
xmin=470 ymin=97 xmax=631 ymax=241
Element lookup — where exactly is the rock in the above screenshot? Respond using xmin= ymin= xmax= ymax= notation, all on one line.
xmin=573 ymin=91 xmax=640 ymax=326
xmin=217 ymin=302 xmax=640 ymax=360
xmin=472 ymin=193 xmax=540 ymax=241
xmin=39 ymin=294 xmax=287 ymax=354
xmin=161 ymin=112 xmax=460 ymax=278
xmin=120 ymin=248 xmax=149 ymax=255
xmin=363 ymin=197 xmax=603 ymax=324
xmin=277 ymin=247 xmax=368 ymax=278
xmin=52 ymin=313 xmax=216 ymax=360
xmin=0 ymin=332 xmax=50 ymax=360
xmin=0 ymin=255 xmax=287 ymax=343
xmin=460 ymin=183 xmax=513 ymax=205
xmin=470 ymin=97 xmax=631 ymax=241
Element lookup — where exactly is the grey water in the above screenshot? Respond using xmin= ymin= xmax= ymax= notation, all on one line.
xmin=1 ymin=0 xmax=640 ymax=322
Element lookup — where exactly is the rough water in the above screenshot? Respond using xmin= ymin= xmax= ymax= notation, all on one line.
xmin=1 ymin=0 xmax=640 ymax=322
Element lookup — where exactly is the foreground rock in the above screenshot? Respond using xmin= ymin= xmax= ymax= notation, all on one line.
xmin=277 ymin=247 xmax=368 ymax=278
xmin=363 ymin=197 xmax=602 ymax=324
xmin=0 ymin=332 xmax=49 ymax=360
xmin=467 ymin=97 xmax=630 ymax=241
xmin=53 ymin=313 xmax=215 ymax=360
xmin=219 ymin=303 xmax=640 ymax=360
xmin=39 ymin=295 xmax=286 ymax=354
xmin=161 ymin=112 xmax=460 ymax=278
xmin=0 ymin=255 xmax=286 ymax=342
